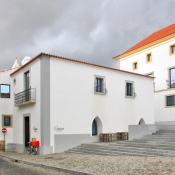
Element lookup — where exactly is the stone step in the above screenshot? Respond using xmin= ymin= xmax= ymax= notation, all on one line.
xmin=66 ymin=147 xmax=175 ymax=157
xmin=152 ymin=132 xmax=175 ymax=134
xmin=82 ymin=142 xmax=175 ymax=148
xmin=78 ymin=145 xmax=175 ymax=154
xmin=65 ymin=129 xmax=175 ymax=157
xmin=117 ymin=139 xmax=175 ymax=143
xmin=133 ymin=138 xmax=175 ymax=142
xmin=112 ymin=142 xmax=175 ymax=148
xmin=112 ymin=143 xmax=175 ymax=149
xmin=82 ymin=144 xmax=175 ymax=151
xmin=156 ymin=131 xmax=175 ymax=133
xmin=144 ymin=135 xmax=175 ymax=138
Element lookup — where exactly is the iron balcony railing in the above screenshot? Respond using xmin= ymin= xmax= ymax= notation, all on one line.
xmin=94 ymin=84 xmax=108 ymax=94
xmin=170 ymin=79 xmax=175 ymax=88
xmin=167 ymin=79 xmax=175 ymax=88
xmin=14 ymin=88 xmax=36 ymax=106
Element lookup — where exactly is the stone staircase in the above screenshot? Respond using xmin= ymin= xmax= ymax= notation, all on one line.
xmin=65 ymin=129 xmax=175 ymax=157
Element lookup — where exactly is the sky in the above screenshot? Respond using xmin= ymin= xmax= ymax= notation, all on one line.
xmin=0 ymin=0 xmax=175 ymax=70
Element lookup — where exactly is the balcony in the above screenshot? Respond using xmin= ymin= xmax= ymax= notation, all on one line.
xmin=170 ymin=80 xmax=175 ymax=88
xmin=94 ymin=85 xmax=108 ymax=95
xmin=166 ymin=79 xmax=175 ymax=89
xmin=14 ymin=88 xmax=36 ymax=107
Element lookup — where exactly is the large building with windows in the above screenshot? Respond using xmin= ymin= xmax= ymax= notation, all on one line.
xmin=114 ymin=23 xmax=175 ymax=124
xmin=0 ymin=52 xmax=154 ymax=154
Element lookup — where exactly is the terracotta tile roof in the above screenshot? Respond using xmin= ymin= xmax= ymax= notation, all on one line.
xmin=0 ymin=67 xmax=19 ymax=73
xmin=114 ymin=23 xmax=175 ymax=58
xmin=10 ymin=52 xmax=153 ymax=78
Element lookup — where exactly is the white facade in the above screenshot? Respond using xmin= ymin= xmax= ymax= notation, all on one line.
xmin=116 ymin=29 xmax=175 ymax=124
xmin=0 ymin=69 xmax=15 ymax=147
xmin=0 ymin=53 xmax=154 ymax=154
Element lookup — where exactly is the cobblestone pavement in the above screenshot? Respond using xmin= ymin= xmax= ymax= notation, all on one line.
xmin=1 ymin=151 xmax=175 ymax=175
xmin=0 ymin=156 xmax=72 ymax=175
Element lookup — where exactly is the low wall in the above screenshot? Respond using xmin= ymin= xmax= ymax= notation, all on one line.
xmin=0 ymin=140 xmax=5 ymax=151
xmin=155 ymin=121 xmax=175 ymax=125
xmin=54 ymin=134 xmax=99 ymax=153
xmin=129 ymin=124 xmax=175 ymax=140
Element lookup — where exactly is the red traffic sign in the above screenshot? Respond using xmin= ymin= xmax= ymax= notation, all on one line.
xmin=2 ymin=128 xmax=7 ymax=133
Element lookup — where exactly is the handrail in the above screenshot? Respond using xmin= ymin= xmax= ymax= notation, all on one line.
xmin=14 ymin=88 xmax=36 ymax=105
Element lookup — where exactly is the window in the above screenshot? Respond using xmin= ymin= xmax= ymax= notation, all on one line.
xmin=146 ymin=53 xmax=152 ymax=63
xmin=94 ymin=76 xmax=106 ymax=95
xmin=24 ymin=71 xmax=30 ymax=101
xmin=170 ymin=44 xmax=175 ymax=55
xmin=24 ymin=71 xmax=30 ymax=90
xmin=96 ymin=78 xmax=103 ymax=92
xmin=0 ymin=84 xmax=10 ymax=98
xmin=172 ymin=45 xmax=175 ymax=54
xmin=166 ymin=95 xmax=175 ymax=107
xmin=146 ymin=72 xmax=154 ymax=77
xmin=92 ymin=119 xmax=97 ymax=136
xmin=133 ymin=61 xmax=138 ymax=70
xmin=169 ymin=67 xmax=175 ymax=88
xmin=2 ymin=115 xmax=12 ymax=127
xmin=125 ymin=81 xmax=135 ymax=98
xmin=147 ymin=73 xmax=154 ymax=77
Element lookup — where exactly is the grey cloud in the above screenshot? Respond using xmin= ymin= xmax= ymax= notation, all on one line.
xmin=0 ymin=0 xmax=174 ymax=69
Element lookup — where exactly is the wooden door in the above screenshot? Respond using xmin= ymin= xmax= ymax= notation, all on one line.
xmin=24 ymin=117 xmax=30 ymax=147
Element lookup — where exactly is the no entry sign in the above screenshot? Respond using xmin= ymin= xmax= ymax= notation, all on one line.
xmin=2 ymin=128 xmax=7 ymax=133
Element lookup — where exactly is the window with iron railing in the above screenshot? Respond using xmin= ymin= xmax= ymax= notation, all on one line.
xmin=169 ymin=68 xmax=175 ymax=88
xmin=94 ymin=76 xmax=107 ymax=95
xmin=125 ymin=81 xmax=135 ymax=98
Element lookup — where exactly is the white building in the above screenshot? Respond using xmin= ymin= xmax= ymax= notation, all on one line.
xmin=0 ymin=52 xmax=154 ymax=154
xmin=114 ymin=23 xmax=175 ymax=124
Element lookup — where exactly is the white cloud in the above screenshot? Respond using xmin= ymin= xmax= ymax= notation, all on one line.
xmin=0 ymin=0 xmax=174 ymax=69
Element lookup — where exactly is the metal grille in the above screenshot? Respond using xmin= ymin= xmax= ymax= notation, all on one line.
xmin=15 ymin=88 xmax=36 ymax=106
xmin=94 ymin=84 xmax=107 ymax=94
xmin=170 ymin=79 xmax=175 ymax=88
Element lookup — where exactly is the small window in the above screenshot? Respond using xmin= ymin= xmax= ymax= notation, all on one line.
xmin=166 ymin=95 xmax=175 ymax=107
xmin=0 ymin=84 xmax=10 ymax=98
xmin=125 ymin=81 xmax=135 ymax=98
xmin=94 ymin=76 xmax=106 ymax=95
xmin=170 ymin=44 xmax=175 ymax=55
xmin=133 ymin=61 xmax=138 ymax=70
xmin=147 ymin=73 xmax=154 ymax=77
xmin=2 ymin=115 xmax=12 ymax=127
xmin=146 ymin=72 xmax=154 ymax=77
xmin=146 ymin=53 xmax=152 ymax=63
xmin=169 ymin=67 xmax=175 ymax=88
xmin=92 ymin=119 xmax=97 ymax=136
xmin=96 ymin=78 xmax=103 ymax=93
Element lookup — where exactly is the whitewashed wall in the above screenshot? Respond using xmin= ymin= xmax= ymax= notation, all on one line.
xmin=0 ymin=70 xmax=15 ymax=146
xmin=154 ymin=89 xmax=175 ymax=122
xmin=12 ymin=59 xmax=41 ymax=150
xmin=119 ymin=38 xmax=175 ymax=91
xmin=119 ymin=37 xmax=175 ymax=123
xmin=50 ymin=57 xmax=154 ymax=149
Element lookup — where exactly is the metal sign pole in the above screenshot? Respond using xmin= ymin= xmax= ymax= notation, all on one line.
xmin=4 ymin=133 xmax=5 ymax=151
xmin=4 ymin=133 xmax=5 ymax=152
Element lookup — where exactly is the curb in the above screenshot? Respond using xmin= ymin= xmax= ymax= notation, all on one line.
xmin=0 ymin=154 xmax=94 ymax=175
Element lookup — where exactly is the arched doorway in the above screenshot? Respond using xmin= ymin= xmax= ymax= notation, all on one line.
xmin=138 ymin=118 xmax=145 ymax=125
xmin=92 ymin=119 xmax=97 ymax=135
xmin=92 ymin=117 xmax=103 ymax=136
